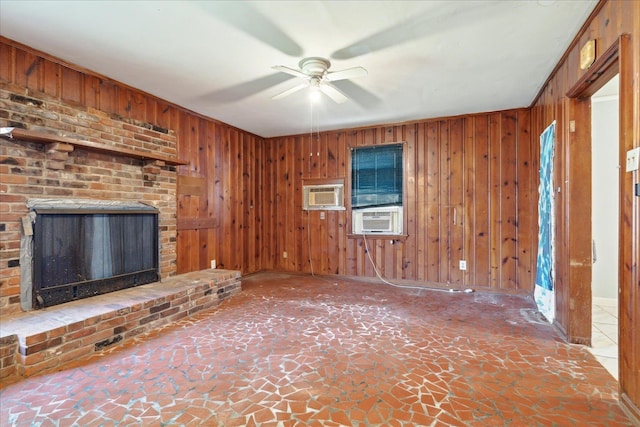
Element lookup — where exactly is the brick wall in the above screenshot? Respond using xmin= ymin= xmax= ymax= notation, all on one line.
xmin=0 ymin=87 xmax=179 ymax=315
xmin=0 ymin=269 xmax=242 ymax=383
xmin=0 ymin=334 xmax=18 ymax=380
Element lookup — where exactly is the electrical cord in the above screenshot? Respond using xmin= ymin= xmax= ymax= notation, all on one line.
xmin=306 ymin=97 xmax=336 ymax=286
xmin=362 ymin=233 xmax=474 ymax=293
xmin=307 ymin=98 xmax=316 ymax=278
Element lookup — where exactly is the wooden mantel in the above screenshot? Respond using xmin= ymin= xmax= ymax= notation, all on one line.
xmin=1 ymin=128 xmax=187 ymax=166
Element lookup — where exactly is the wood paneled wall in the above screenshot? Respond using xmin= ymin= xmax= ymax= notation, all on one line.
xmin=530 ymin=0 xmax=640 ymax=419
xmin=176 ymin=117 xmax=265 ymax=274
xmin=263 ymin=109 xmax=536 ymax=292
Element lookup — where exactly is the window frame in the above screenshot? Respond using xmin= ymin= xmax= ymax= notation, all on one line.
xmin=347 ymin=141 xmax=408 ymax=239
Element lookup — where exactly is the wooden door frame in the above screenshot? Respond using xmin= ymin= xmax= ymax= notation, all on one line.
xmin=566 ymin=34 xmax=639 ymax=422
xmin=565 ymin=36 xmax=623 ymax=343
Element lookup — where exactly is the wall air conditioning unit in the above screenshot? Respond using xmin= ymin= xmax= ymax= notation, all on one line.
xmin=303 ymin=184 xmax=345 ymax=210
xmin=352 ymin=206 xmax=403 ymax=235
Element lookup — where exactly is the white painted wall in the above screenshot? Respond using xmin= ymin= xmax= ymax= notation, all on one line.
xmin=591 ymin=79 xmax=619 ymax=300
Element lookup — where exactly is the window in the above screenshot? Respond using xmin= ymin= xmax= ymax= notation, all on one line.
xmin=351 ymin=143 xmax=403 ymax=209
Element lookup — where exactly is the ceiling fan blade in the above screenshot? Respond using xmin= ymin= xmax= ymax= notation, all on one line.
xmin=208 ymin=73 xmax=295 ymax=102
xmin=272 ymin=82 xmax=308 ymax=100
xmin=332 ymin=80 xmax=381 ymax=108
xmin=320 ymin=83 xmax=348 ymax=104
xmin=331 ymin=2 xmax=494 ymax=60
xmin=199 ymin=2 xmax=303 ymax=57
xmin=272 ymin=65 xmax=308 ymax=79
xmin=331 ymin=27 xmax=410 ymax=60
xmin=325 ymin=66 xmax=368 ymax=82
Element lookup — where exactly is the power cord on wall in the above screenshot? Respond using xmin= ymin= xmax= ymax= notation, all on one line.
xmin=362 ymin=233 xmax=474 ymax=294
xmin=306 ymin=97 xmax=336 ymax=284
xmin=307 ymin=97 xmax=316 ymax=278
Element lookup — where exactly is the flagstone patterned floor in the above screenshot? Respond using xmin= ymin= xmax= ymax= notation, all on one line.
xmin=0 ymin=272 xmax=633 ymax=426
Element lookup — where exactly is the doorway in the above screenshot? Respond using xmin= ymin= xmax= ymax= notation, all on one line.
xmin=590 ymin=74 xmax=619 ymax=379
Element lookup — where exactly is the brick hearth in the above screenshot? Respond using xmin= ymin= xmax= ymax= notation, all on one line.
xmin=0 ymin=269 xmax=241 ymax=384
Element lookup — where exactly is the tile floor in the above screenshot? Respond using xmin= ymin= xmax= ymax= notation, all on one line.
xmin=0 ymin=273 xmax=633 ymax=426
xmin=590 ymin=297 xmax=619 ymax=380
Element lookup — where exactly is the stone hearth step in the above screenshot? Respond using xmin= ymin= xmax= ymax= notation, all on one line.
xmin=0 ymin=269 xmax=241 ymax=383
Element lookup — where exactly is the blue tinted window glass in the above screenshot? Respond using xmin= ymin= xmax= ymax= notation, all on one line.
xmin=351 ymin=143 xmax=403 ymax=208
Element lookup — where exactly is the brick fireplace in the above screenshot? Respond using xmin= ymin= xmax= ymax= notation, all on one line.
xmin=0 ymin=88 xmax=244 ymax=383
xmin=0 ymin=89 xmax=180 ymax=316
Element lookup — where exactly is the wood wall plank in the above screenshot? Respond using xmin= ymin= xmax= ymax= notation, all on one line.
xmin=488 ymin=113 xmax=501 ymax=289
xmin=416 ymin=122 xmax=427 ymax=281
xmin=500 ymin=112 xmax=518 ymax=290
xmin=449 ymin=118 xmax=464 ymax=284
xmin=61 ymin=67 xmax=82 ymax=105
xmin=463 ymin=116 xmax=476 ymax=285
xmin=472 ymin=116 xmax=491 ymax=286
xmin=404 ymin=124 xmax=417 ymax=279
xmin=84 ymin=75 xmax=99 ymax=110
xmin=43 ymin=60 xmax=59 ymax=98
xmin=516 ymin=110 xmax=533 ymax=292
xmin=425 ymin=122 xmax=440 ymax=282
xmin=98 ymin=80 xmax=117 ymax=115
xmin=23 ymin=51 xmax=43 ymax=93
xmin=0 ymin=43 xmax=14 ymax=83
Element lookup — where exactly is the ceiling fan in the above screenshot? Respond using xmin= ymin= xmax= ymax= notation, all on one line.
xmin=271 ymin=57 xmax=367 ymax=104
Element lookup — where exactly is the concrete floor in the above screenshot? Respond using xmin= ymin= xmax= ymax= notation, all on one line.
xmin=0 ymin=272 xmax=633 ymax=426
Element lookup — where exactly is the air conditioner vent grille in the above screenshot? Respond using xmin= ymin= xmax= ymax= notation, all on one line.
xmin=362 ymin=218 xmax=391 ymax=230
xmin=363 ymin=211 xmax=392 ymax=218
xmin=303 ymin=184 xmax=345 ymax=210
xmin=310 ymin=191 xmax=337 ymax=205
xmin=352 ymin=206 xmax=403 ymax=235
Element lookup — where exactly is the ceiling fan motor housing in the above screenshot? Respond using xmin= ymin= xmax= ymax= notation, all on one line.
xmin=299 ymin=57 xmax=331 ymax=77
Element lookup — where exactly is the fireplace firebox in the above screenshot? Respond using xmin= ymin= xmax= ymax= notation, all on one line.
xmin=27 ymin=199 xmax=159 ymax=308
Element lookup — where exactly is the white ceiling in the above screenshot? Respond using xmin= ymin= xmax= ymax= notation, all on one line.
xmin=0 ymin=0 xmax=597 ymax=138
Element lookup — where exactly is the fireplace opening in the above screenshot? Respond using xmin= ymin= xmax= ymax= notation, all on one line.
xmin=27 ymin=199 xmax=159 ymax=309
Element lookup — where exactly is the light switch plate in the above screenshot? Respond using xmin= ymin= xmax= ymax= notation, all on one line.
xmin=626 ymin=147 xmax=640 ymax=172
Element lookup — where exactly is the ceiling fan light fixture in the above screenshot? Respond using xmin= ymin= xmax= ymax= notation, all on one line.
xmin=309 ymin=76 xmax=322 ymax=88
xmin=309 ymin=85 xmax=322 ymax=103
xmin=272 ymin=56 xmax=366 ymax=104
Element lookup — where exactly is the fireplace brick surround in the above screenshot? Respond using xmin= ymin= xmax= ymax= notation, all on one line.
xmin=1 ymin=86 xmax=180 ymax=315
xmin=0 ymin=269 xmax=241 ymax=383
xmin=0 ymin=86 xmax=243 ymax=383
